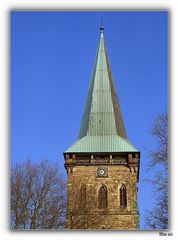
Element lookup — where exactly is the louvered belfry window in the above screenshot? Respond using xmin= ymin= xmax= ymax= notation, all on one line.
xmin=80 ymin=184 xmax=86 ymax=209
xmin=98 ymin=184 xmax=108 ymax=209
xmin=120 ymin=184 xmax=127 ymax=208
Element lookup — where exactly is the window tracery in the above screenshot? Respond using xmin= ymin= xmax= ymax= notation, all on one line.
xmin=120 ymin=184 xmax=127 ymax=208
xmin=98 ymin=184 xmax=108 ymax=209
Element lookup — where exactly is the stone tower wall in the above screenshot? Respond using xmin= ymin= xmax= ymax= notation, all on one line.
xmin=65 ymin=154 xmax=139 ymax=230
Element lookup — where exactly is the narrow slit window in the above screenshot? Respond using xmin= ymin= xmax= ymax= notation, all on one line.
xmin=120 ymin=184 xmax=127 ymax=208
xmin=98 ymin=184 xmax=108 ymax=209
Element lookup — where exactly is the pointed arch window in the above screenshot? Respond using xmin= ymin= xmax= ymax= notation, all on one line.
xmin=120 ymin=184 xmax=127 ymax=208
xmin=80 ymin=184 xmax=86 ymax=209
xmin=98 ymin=184 xmax=108 ymax=209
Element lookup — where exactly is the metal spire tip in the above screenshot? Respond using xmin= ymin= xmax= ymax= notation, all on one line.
xmin=100 ymin=18 xmax=104 ymax=33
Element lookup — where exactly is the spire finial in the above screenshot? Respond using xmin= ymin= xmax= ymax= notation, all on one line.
xmin=100 ymin=18 xmax=104 ymax=33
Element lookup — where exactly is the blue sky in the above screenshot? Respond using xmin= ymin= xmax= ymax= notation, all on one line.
xmin=11 ymin=10 xmax=168 ymax=229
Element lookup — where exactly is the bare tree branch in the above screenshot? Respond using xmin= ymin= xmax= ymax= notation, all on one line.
xmin=145 ymin=112 xmax=168 ymax=230
xmin=11 ymin=159 xmax=67 ymax=230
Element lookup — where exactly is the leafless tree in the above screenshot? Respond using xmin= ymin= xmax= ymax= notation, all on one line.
xmin=67 ymin=180 xmax=109 ymax=229
xmin=145 ymin=113 xmax=168 ymax=230
xmin=11 ymin=159 xmax=67 ymax=230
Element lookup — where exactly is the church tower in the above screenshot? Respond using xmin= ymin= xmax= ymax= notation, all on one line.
xmin=64 ymin=25 xmax=140 ymax=230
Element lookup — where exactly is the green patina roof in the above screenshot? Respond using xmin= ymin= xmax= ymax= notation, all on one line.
xmin=65 ymin=136 xmax=138 ymax=153
xmin=65 ymin=27 xmax=138 ymax=153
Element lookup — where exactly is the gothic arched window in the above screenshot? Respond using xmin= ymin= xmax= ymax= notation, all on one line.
xmin=98 ymin=184 xmax=108 ymax=209
xmin=120 ymin=184 xmax=127 ymax=208
xmin=80 ymin=184 xmax=86 ymax=209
